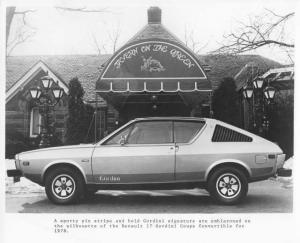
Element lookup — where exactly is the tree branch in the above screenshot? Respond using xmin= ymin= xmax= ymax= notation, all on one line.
xmin=55 ymin=6 xmax=110 ymax=13
xmin=6 ymin=7 xmax=36 ymax=56
xmin=91 ymin=33 xmax=101 ymax=55
xmin=211 ymin=10 xmax=294 ymax=56
xmin=7 ymin=30 xmax=36 ymax=56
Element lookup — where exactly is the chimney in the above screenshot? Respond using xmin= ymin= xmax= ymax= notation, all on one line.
xmin=148 ymin=6 xmax=161 ymax=24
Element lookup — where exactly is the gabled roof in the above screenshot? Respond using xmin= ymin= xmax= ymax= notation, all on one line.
xmin=6 ymin=55 xmax=110 ymax=102
xmin=233 ymin=57 xmax=283 ymax=90
xmin=261 ymin=66 xmax=294 ymax=90
xmin=6 ymin=60 xmax=69 ymax=103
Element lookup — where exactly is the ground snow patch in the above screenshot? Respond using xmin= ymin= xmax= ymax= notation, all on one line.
xmin=5 ymin=159 xmax=44 ymax=195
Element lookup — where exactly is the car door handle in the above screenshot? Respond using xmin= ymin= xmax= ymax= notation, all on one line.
xmin=170 ymin=146 xmax=179 ymax=151
xmin=81 ymin=159 xmax=89 ymax=163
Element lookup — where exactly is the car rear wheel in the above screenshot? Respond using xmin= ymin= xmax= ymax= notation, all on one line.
xmin=45 ymin=166 xmax=85 ymax=205
xmin=208 ymin=167 xmax=248 ymax=205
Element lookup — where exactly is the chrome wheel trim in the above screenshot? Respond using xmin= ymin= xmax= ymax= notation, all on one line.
xmin=51 ymin=174 xmax=76 ymax=200
xmin=216 ymin=173 xmax=241 ymax=199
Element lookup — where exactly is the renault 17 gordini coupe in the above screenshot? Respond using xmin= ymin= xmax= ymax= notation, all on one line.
xmin=7 ymin=117 xmax=291 ymax=205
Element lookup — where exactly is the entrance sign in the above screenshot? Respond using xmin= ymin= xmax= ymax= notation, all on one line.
xmin=97 ymin=39 xmax=212 ymax=92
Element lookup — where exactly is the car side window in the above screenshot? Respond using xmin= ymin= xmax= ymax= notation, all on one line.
xmin=174 ymin=121 xmax=204 ymax=143
xmin=212 ymin=125 xmax=253 ymax=142
xmin=127 ymin=121 xmax=173 ymax=144
xmin=104 ymin=125 xmax=132 ymax=145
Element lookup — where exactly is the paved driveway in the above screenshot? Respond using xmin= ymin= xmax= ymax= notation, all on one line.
xmin=6 ymin=178 xmax=292 ymax=213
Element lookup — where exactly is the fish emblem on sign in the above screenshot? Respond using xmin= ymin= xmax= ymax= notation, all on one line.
xmin=141 ymin=56 xmax=166 ymax=72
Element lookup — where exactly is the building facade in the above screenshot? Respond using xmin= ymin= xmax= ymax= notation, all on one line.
xmin=6 ymin=7 xmax=285 ymax=157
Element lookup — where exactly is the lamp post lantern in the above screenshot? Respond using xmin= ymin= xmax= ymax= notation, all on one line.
xmin=242 ymin=84 xmax=254 ymax=100
xmin=29 ymin=76 xmax=65 ymax=148
xmin=264 ymin=86 xmax=276 ymax=102
xmin=253 ymin=77 xmax=264 ymax=89
xmin=41 ymin=75 xmax=54 ymax=89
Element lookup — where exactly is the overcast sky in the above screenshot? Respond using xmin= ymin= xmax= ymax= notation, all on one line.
xmin=6 ymin=0 xmax=297 ymax=64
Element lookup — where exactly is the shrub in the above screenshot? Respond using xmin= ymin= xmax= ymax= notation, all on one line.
xmin=212 ymin=77 xmax=241 ymax=127
xmin=5 ymin=130 xmax=37 ymax=158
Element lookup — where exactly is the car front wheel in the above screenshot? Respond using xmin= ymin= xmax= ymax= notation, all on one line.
xmin=45 ymin=166 xmax=85 ymax=205
xmin=208 ymin=167 xmax=248 ymax=205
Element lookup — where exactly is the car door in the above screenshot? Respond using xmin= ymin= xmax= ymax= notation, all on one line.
xmin=174 ymin=120 xmax=206 ymax=182
xmin=91 ymin=120 xmax=176 ymax=184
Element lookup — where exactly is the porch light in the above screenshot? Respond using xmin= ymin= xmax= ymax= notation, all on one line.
xmin=242 ymin=85 xmax=253 ymax=100
xmin=151 ymin=95 xmax=158 ymax=101
xmin=29 ymin=86 xmax=42 ymax=99
xmin=52 ymin=87 xmax=64 ymax=100
xmin=263 ymin=86 xmax=276 ymax=101
xmin=253 ymin=77 xmax=264 ymax=89
xmin=41 ymin=75 xmax=54 ymax=89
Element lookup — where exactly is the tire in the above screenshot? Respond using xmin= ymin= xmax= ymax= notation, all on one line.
xmin=208 ymin=167 xmax=248 ymax=205
xmin=45 ymin=166 xmax=85 ymax=205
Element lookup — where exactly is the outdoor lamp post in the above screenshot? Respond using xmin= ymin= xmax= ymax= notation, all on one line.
xmin=262 ymin=85 xmax=276 ymax=138
xmin=252 ymin=76 xmax=265 ymax=135
xmin=242 ymin=74 xmax=276 ymax=139
xmin=242 ymin=84 xmax=255 ymax=131
xmin=29 ymin=76 xmax=65 ymax=148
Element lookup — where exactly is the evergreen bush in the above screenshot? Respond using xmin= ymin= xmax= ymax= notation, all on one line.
xmin=212 ymin=77 xmax=241 ymax=127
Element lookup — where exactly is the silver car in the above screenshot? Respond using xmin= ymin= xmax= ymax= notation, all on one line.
xmin=7 ymin=117 xmax=290 ymax=205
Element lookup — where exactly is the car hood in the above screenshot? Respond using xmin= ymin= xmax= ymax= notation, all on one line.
xmin=18 ymin=144 xmax=95 ymax=155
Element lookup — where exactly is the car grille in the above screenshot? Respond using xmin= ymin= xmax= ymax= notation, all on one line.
xmin=212 ymin=125 xmax=253 ymax=142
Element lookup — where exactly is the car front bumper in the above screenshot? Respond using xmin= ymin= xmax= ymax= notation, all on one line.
xmin=276 ymin=168 xmax=292 ymax=177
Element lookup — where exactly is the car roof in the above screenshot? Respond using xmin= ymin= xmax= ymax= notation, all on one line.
xmin=133 ymin=117 xmax=208 ymax=122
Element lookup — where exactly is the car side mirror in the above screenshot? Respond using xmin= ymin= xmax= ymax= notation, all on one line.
xmin=120 ymin=136 xmax=126 ymax=145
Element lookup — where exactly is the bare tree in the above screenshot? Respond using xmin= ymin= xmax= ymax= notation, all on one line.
xmin=184 ymin=26 xmax=209 ymax=54
xmin=6 ymin=7 xmax=16 ymax=44
xmin=91 ymin=34 xmax=109 ymax=55
xmin=56 ymin=5 xmax=119 ymax=54
xmin=55 ymin=6 xmax=110 ymax=13
xmin=6 ymin=7 xmax=36 ymax=56
xmin=91 ymin=33 xmax=102 ymax=55
xmin=107 ymin=22 xmax=121 ymax=53
xmin=211 ymin=9 xmax=294 ymax=55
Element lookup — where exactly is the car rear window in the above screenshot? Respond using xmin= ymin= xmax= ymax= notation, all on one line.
xmin=212 ymin=125 xmax=253 ymax=142
xmin=174 ymin=121 xmax=205 ymax=143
